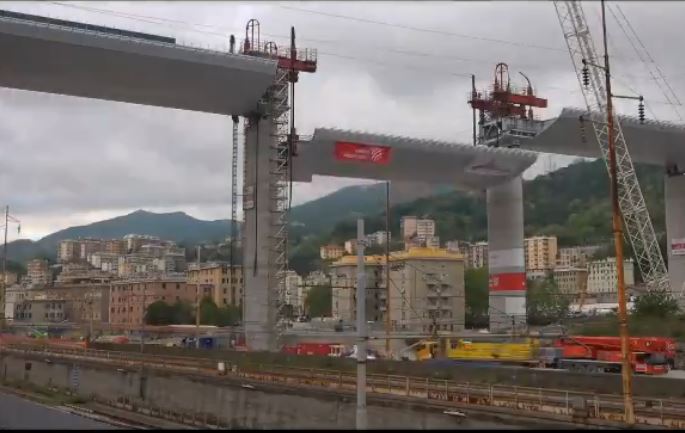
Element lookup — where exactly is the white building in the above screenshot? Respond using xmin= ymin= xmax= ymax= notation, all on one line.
xmin=284 ymin=271 xmax=304 ymax=314
xmin=587 ymin=257 xmax=635 ymax=296
xmin=425 ymin=235 xmax=440 ymax=248
xmin=468 ymin=241 xmax=489 ymax=269
xmin=4 ymin=285 xmax=26 ymax=322
xmin=400 ymin=216 xmax=435 ymax=244
xmin=344 ymin=239 xmax=358 ymax=255
xmin=366 ymin=231 xmax=391 ymax=247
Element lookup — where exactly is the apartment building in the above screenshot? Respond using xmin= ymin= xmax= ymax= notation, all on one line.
xmin=553 ymin=267 xmax=589 ymax=301
xmin=58 ymin=239 xmax=81 ymax=263
xmin=14 ymin=299 xmax=66 ymax=323
xmin=123 ymin=234 xmax=162 ymax=253
xmin=4 ymin=285 xmax=26 ymax=321
xmin=557 ymin=245 xmax=602 ymax=268
xmin=103 ymin=239 xmax=127 ymax=255
xmin=26 ymin=259 xmax=51 ymax=287
xmin=284 ymin=270 xmax=304 ymax=315
xmin=56 ymin=262 xmax=112 ymax=285
xmin=366 ymin=231 xmax=391 ymax=247
xmin=304 ymin=270 xmax=330 ymax=288
xmin=2 ymin=272 xmax=18 ymax=286
xmin=320 ymin=244 xmax=345 ymax=260
xmin=468 ymin=241 xmax=489 ymax=269
xmin=186 ymin=262 xmax=243 ymax=307
xmin=401 ymin=216 xmax=435 ymax=241
xmin=344 ymin=239 xmax=358 ymax=255
xmin=331 ymin=255 xmax=386 ymax=324
xmin=386 ymin=248 xmax=465 ymax=333
xmin=89 ymin=252 xmax=120 ymax=274
xmin=524 ymin=236 xmax=558 ymax=277
xmin=587 ymin=258 xmax=635 ymax=296
xmin=109 ymin=276 xmax=197 ymax=327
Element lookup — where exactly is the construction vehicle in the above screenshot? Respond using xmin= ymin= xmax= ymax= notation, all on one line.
xmin=544 ymin=336 xmax=674 ymax=375
xmin=413 ymin=336 xmax=672 ymax=375
xmin=415 ymin=338 xmax=540 ymax=365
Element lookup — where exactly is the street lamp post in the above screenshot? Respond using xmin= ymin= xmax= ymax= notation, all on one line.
xmin=355 ymin=218 xmax=368 ymax=430
xmin=195 ymin=246 xmax=201 ymax=349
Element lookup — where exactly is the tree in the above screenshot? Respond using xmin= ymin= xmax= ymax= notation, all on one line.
xmin=170 ymin=300 xmax=194 ymax=325
xmin=199 ymin=296 xmax=219 ymax=325
xmin=526 ymin=276 xmax=570 ymax=326
xmin=145 ymin=301 xmax=173 ymax=325
xmin=464 ymin=267 xmax=489 ymax=328
xmin=216 ymin=305 xmax=241 ymax=326
xmin=305 ymin=285 xmax=332 ymax=318
xmin=632 ymin=289 xmax=679 ymax=318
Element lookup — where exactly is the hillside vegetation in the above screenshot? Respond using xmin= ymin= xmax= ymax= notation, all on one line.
xmin=288 ymin=159 xmax=667 ymax=275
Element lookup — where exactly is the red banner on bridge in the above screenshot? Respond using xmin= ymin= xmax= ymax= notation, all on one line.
xmin=334 ymin=141 xmax=392 ymax=165
xmin=489 ymin=272 xmax=526 ymax=291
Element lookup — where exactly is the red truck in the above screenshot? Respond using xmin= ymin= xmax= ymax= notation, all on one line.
xmin=541 ymin=336 xmax=675 ymax=375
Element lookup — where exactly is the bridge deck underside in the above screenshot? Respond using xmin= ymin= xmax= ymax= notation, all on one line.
xmin=521 ymin=107 xmax=685 ymax=168
xmin=293 ymin=128 xmax=538 ymax=189
xmin=0 ymin=17 xmax=277 ymax=115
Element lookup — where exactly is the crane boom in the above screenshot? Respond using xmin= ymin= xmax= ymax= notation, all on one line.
xmin=553 ymin=1 xmax=670 ymax=295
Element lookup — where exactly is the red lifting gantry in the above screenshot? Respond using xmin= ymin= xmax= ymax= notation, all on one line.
xmin=241 ymin=19 xmax=317 ymax=77
xmin=469 ymin=62 xmax=547 ymax=120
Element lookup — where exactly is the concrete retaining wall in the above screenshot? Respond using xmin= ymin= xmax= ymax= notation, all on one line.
xmin=90 ymin=343 xmax=685 ymax=399
xmin=0 ymin=352 xmax=533 ymax=429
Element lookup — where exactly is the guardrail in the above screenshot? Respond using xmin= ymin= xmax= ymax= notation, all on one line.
xmin=3 ymin=344 xmax=685 ymax=428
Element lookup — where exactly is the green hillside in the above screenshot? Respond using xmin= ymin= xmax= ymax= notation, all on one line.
xmin=6 ymin=210 xmax=237 ymax=264
xmin=288 ymin=158 xmax=668 ymax=275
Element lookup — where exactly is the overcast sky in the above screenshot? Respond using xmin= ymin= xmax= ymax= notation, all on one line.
xmin=1 ymin=1 xmax=684 ymax=241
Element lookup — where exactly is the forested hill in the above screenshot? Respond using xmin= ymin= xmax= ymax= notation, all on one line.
xmin=288 ymin=158 xmax=667 ymax=274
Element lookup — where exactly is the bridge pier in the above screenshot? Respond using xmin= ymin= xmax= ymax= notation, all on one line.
xmin=665 ymin=173 xmax=685 ymax=306
xmin=243 ymin=115 xmax=278 ymax=352
xmin=486 ymin=176 xmax=527 ymax=332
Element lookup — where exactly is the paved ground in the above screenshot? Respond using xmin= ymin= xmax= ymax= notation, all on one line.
xmin=0 ymin=392 xmax=119 ymax=430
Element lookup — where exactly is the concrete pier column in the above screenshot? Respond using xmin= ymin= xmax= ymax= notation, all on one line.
xmin=243 ymin=116 xmax=277 ymax=351
xmin=487 ymin=176 xmax=527 ymax=332
xmin=665 ymin=174 xmax=685 ymax=306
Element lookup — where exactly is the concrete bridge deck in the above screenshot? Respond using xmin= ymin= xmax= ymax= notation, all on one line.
xmin=0 ymin=10 xmax=276 ymax=115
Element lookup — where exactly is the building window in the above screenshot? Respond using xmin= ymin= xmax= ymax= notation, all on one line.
xmin=176 ymin=284 xmax=180 ymax=290
xmin=162 ymin=283 xmax=166 ymax=289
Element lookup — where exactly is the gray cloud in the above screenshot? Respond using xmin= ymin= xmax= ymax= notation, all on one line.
xmin=0 ymin=1 xmax=683 ymax=240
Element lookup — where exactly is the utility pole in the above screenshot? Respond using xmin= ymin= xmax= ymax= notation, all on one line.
xmin=195 ymin=245 xmax=201 ymax=349
xmin=600 ymin=0 xmax=635 ymax=424
xmin=356 ymin=218 xmax=367 ymax=430
xmin=140 ymin=286 xmax=146 ymax=353
xmin=1 ymin=205 xmax=8 ymax=330
xmin=471 ymin=74 xmax=477 ymax=146
xmin=384 ymin=181 xmax=391 ymax=358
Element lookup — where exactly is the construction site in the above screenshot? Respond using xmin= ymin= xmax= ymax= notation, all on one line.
xmin=0 ymin=0 xmax=684 ymax=429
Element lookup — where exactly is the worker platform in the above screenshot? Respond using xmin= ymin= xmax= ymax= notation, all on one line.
xmin=294 ymin=128 xmax=537 ymax=189
xmin=0 ymin=9 xmax=277 ymax=115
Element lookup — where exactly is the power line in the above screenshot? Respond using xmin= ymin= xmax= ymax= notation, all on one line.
xmin=612 ymin=4 xmax=683 ymax=120
xmin=276 ymin=4 xmax=570 ymax=53
xmin=46 ymin=1 xmax=685 ymax=93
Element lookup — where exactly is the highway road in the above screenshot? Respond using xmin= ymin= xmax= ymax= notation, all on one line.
xmin=0 ymin=391 xmax=119 ymax=430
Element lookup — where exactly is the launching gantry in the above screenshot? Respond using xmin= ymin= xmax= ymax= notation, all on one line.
xmin=469 ymin=63 xmax=548 ymax=147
